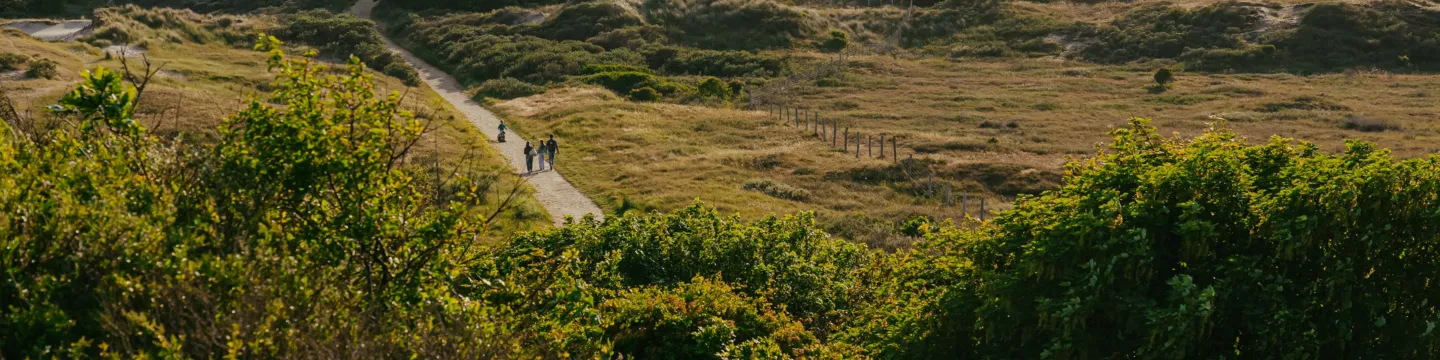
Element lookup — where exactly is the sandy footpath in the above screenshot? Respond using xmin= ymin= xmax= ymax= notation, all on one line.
xmin=348 ymin=0 xmax=606 ymax=226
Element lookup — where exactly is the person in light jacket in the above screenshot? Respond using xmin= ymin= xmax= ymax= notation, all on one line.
xmin=536 ymin=141 xmax=548 ymax=171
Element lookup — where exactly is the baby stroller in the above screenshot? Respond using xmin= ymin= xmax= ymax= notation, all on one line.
xmin=497 ymin=130 xmax=507 ymax=143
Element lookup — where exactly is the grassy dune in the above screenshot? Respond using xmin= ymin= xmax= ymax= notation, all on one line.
xmin=494 ymin=51 xmax=1440 ymax=247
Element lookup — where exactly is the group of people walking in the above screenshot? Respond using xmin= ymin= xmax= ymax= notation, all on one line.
xmin=524 ymin=134 xmax=559 ymax=173
xmin=498 ymin=120 xmax=561 ymax=174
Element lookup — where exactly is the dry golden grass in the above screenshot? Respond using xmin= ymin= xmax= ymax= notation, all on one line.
xmin=1 ymin=28 xmax=552 ymax=238
xmin=493 ymin=52 xmax=1439 ymax=247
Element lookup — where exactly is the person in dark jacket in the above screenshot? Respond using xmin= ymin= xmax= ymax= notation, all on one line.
xmin=546 ymin=134 xmax=558 ymax=168
xmin=523 ymin=142 xmax=535 ymax=173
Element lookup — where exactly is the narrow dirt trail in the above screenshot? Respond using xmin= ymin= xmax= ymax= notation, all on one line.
xmin=349 ymin=0 xmax=605 ymax=226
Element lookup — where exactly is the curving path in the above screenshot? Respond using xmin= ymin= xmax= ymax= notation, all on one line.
xmin=349 ymin=0 xmax=605 ymax=226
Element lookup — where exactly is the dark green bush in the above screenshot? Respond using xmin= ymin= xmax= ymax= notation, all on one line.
xmin=586 ymin=25 xmax=669 ymax=50
xmin=642 ymin=0 xmax=818 ymax=50
xmin=584 ymin=71 xmax=658 ymax=94
xmin=582 ymin=63 xmax=654 ymax=74
xmin=276 ymin=10 xmax=419 ymax=85
xmin=696 ymin=76 xmax=730 ymax=99
xmin=628 ymin=86 xmax=660 ymax=101
xmin=844 ymin=119 xmax=1440 ymax=358
xmin=819 ymin=30 xmax=849 ymax=52
xmin=536 ymin=1 xmax=645 ymax=41
xmin=475 ymin=77 xmax=546 ymax=99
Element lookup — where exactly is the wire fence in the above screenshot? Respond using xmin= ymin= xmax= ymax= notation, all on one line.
xmin=747 ymin=2 xmax=1014 ymax=221
xmin=759 ymin=104 xmax=1010 ymax=221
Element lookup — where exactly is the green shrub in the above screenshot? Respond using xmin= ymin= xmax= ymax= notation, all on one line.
xmin=845 ymin=119 xmax=1440 ymax=358
xmin=743 ymin=178 xmax=810 ymax=201
xmin=586 ymin=25 xmax=668 ymax=50
xmin=1154 ymin=67 xmax=1174 ymax=87
xmin=819 ymin=30 xmax=849 ymax=52
xmin=696 ymin=76 xmax=729 ymax=99
xmin=537 ymin=1 xmax=645 ymax=41
xmin=0 ymin=53 xmax=28 ymax=72
xmin=728 ymin=79 xmax=745 ymax=97
xmin=628 ymin=86 xmax=660 ymax=101
xmin=475 ymin=77 xmax=546 ymax=99
xmin=1340 ymin=115 xmax=1399 ymax=132
xmin=275 ymin=10 xmax=419 ymax=84
xmin=24 ymin=58 xmax=57 ymax=79
xmin=582 ymin=63 xmax=654 ymax=74
xmin=642 ymin=0 xmax=818 ymax=50
xmin=584 ymin=71 xmax=658 ymax=94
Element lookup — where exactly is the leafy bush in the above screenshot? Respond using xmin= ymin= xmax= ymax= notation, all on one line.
xmin=1153 ymin=67 xmax=1175 ymax=91
xmin=584 ymin=71 xmax=659 ymax=94
xmin=819 ymin=30 xmax=849 ymax=52
xmin=628 ymin=86 xmax=660 ymax=101
xmin=0 ymin=53 xmax=28 ymax=71
xmin=848 ymin=119 xmax=1440 ymax=358
xmin=475 ymin=77 xmax=546 ymax=99
xmin=276 ymin=10 xmax=420 ymax=85
xmin=743 ymin=178 xmax=811 ymax=201
xmin=642 ymin=0 xmax=819 ymax=50
xmin=696 ymin=76 xmax=730 ymax=99
xmin=583 ymin=63 xmax=655 ymax=75
xmin=23 ymin=58 xmax=57 ymax=79
xmin=1073 ymin=2 xmax=1257 ymax=64
xmin=586 ymin=25 xmax=669 ymax=50
xmin=536 ymin=1 xmax=646 ymax=41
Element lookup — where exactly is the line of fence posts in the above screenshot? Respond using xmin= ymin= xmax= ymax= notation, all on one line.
xmin=766 ymin=103 xmax=995 ymax=221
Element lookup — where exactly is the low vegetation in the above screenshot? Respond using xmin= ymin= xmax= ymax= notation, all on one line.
xmin=9 ymin=67 xmax=1440 ymax=357
xmin=274 ymin=10 xmax=419 ymax=85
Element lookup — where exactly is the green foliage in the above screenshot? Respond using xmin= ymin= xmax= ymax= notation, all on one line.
xmin=275 ymin=10 xmax=420 ymax=85
xmin=1154 ymin=67 xmax=1174 ymax=87
xmin=0 ymin=52 xmax=28 ymax=71
xmin=585 ymin=71 xmax=659 ymax=95
xmin=536 ymin=1 xmax=646 ymax=41
xmin=743 ymin=178 xmax=811 ymax=201
xmin=1074 ymin=1 xmax=1440 ymax=72
xmin=586 ymin=25 xmax=669 ymax=50
xmin=628 ymin=86 xmax=660 ymax=101
xmin=870 ymin=119 xmax=1440 ymax=358
xmin=23 ymin=58 xmax=57 ymax=79
xmin=696 ymin=76 xmax=730 ymax=99
xmin=475 ymin=77 xmax=546 ymax=99
xmin=1074 ymin=2 xmax=1256 ymax=63
xmin=642 ymin=0 xmax=818 ymax=50
xmin=820 ymin=29 xmax=850 ymax=53
xmin=583 ymin=63 xmax=655 ymax=75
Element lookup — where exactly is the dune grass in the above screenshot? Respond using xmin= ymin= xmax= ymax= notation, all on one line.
xmin=492 ymin=51 xmax=1440 ymax=247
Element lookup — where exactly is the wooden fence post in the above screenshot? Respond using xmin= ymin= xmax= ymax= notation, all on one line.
xmin=962 ymin=192 xmax=968 ymax=217
xmin=844 ymin=127 xmax=849 ymax=149
xmin=946 ymin=183 xmax=952 ymax=206
xmin=868 ymin=134 xmax=873 ymax=158
xmin=928 ymin=171 xmax=934 ymax=198
xmin=832 ymin=121 xmax=838 ymax=147
xmin=980 ymin=197 xmax=986 ymax=221
xmin=893 ymin=138 xmax=899 ymax=163
xmin=855 ymin=132 xmax=861 ymax=158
